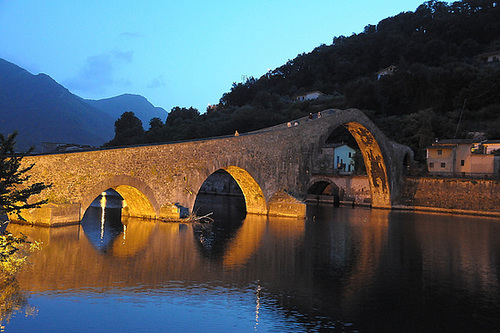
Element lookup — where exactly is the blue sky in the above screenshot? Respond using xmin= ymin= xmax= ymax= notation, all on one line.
xmin=0 ymin=0 xmax=426 ymax=115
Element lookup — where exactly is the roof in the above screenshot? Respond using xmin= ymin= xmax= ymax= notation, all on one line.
xmin=294 ymin=91 xmax=324 ymax=97
xmin=376 ymin=65 xmax=397 ymax=75
xmin=323 ymin=143 xmax=354 ymax=149
xmin=435 ymin=139 xmax=477 ymax=144
xmin=427 ymin=144 xmax=457 ymax=150
xmin=477 ymin=50 xmax=500 ymax=58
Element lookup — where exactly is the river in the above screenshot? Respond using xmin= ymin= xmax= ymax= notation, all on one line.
xmin=2 ymin=196 xmax=500 ymax=332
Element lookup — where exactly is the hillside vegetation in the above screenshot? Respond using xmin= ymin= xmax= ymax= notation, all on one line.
xmin=107 ymin=0 xmax=500 ymax=162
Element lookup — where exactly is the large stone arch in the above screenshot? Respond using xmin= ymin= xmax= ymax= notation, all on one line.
xmin=81 ymin=175 xmax=159 ymax=219
xmin=194 ymin=166 xmax=267 ymax=216
xmin=343 ymin=122 xmax=390 ymax=207
xmin=312 ymin=109 xmax=407 ymax=208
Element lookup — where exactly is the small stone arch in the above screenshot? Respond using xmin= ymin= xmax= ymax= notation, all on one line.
xmin=307 ymin=178 xmax=342 ymax=206
xmin=81 ymin=175 xmax=159 ymax=219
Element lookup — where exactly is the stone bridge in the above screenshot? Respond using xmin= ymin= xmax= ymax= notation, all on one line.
xmin=16 ymin=108 xmax=413 ymax=226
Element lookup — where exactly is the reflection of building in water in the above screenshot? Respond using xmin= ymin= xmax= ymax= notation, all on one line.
xmin=415 ymin=213 xmax=498 ymax=295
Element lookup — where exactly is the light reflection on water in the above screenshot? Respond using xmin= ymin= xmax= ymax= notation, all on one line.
xmin=2 ymin=200 xmax=500 ymax=332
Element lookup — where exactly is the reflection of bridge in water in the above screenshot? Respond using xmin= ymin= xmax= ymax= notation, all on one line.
xmin=10 ymin=208 xmax=500 ymax=331
xmin=16 ymin=108 xmax=412 ymax=226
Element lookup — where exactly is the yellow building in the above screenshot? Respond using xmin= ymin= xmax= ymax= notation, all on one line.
xmin=426 ymin=139 xmax=500 ymax=178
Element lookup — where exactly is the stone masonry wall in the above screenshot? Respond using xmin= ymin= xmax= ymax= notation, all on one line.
xmin=399 ymin=177 xmax=500 ymax=213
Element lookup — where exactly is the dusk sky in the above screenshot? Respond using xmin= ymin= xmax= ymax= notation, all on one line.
xmin=1 ymin=0 xmax=426 ymax=115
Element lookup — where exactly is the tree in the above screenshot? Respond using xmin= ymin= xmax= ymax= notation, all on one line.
xmin=165 ymin=106 xmax=200 ymax=125
xmin=1 ymin=131 xmax=49 ymax=281
xmin=149 ymin=117 xmax=164 ymax=130
xmin=104 ymin=111 xmax=145 ymax=146
xmin=0 ymin=131 xmax=51 ymax=224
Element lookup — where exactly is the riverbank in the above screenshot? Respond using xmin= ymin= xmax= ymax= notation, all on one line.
xmin=307 ymin=197 xmax=500 ymax=218
xmin=310 ymin=175 xmax=500 ymax=218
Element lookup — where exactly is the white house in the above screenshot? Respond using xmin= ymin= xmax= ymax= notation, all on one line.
xmin=294 ymin=91 xmax=324 ymax=101
xmin=320 ymin=143 xmax=356 ymax=174
xmin=376 ymin=65 xmax=397 ymax=80
xmin=477 ymin=50 xmax=500 ymax=63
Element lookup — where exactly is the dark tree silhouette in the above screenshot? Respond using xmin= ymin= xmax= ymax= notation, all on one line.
xmin=0 ymin=131 xmax=51 ymax=225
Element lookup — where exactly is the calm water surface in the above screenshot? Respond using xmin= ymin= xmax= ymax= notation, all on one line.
xmin=2 ymin=199 xmax=500 ymax=332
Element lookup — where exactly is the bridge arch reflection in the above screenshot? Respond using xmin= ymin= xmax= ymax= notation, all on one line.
xmin=81 ymin=190 xmax=157 ymax=257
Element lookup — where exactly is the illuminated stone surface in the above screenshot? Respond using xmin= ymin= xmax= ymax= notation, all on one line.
xmin=15 ymin=109 xmax=412 ymax=225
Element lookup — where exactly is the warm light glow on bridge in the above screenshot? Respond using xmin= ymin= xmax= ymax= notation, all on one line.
xmin=114 ymin=185 xmax=157 ymax=219
xmin=223 ymin=166 xmax=267 ymax=215
xmin=343 ymin=122 xmax=391 ymax=208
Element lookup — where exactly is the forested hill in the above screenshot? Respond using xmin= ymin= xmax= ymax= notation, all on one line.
xmin=107 ymin=0 xmax=500 ymax=161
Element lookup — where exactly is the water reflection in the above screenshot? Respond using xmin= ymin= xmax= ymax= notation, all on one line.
xmin=3 ymin=205 xmax=500 ymax=332
xmin=192 ymin=194 xmax=247 ymax=258
xmin=80 ymin=191 xmax=124 ymax=253
xmin=0 ymin=279 xmax=37 ymax=330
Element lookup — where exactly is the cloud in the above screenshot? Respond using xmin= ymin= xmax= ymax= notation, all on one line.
xmin=64 ymin=50 xmax=133 ymax=95
xmin=147 ymin=75 xmax=166 ymax=89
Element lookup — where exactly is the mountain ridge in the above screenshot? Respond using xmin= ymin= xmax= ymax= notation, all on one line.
xmin=0 ymin=58 xmax=166 ymax=152
xmin=85 ymin=93 xmax=167 ymax=127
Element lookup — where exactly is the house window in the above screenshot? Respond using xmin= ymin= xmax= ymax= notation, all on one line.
xmin=441 ymin=162 xmax=446 ymax=168
xmin=437 ymin=150 xmax=442 ymax=155
xmin=348 ymin=152 xmax=352 ymax=158
xmin=461 ymin=160 xmax=465 ymax=166
xmin=429 ymin=162 xmax=434 ymax=168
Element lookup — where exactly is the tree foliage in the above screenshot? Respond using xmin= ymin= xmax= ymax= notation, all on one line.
xmin=104 ymin=1 xmax=500 ymax=163
xmin=104 ymin=111 xmax=144 ymax=147
xmin=0 ymin=131 xmax=48 ymax=282
xmin=0 ymin=131 xmax=51 ymax=222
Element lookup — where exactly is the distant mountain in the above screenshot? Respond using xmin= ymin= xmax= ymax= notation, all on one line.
xmin=85 ymin=94 xmax=167 ymax=127
xmin=0 ymin=58 xmax=115 ymax=152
